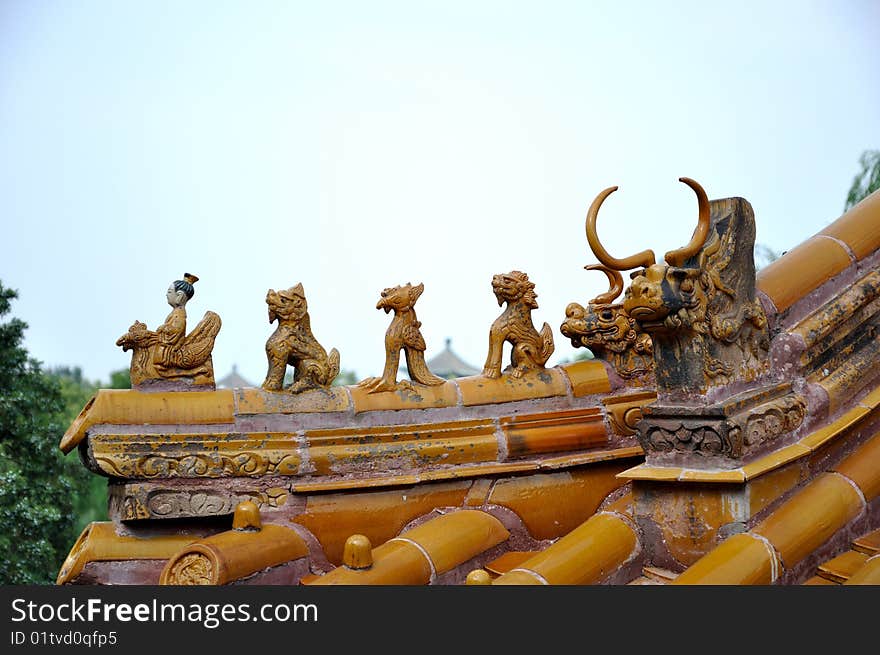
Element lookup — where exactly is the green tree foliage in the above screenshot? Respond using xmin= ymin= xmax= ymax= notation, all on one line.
xmin=0 ymin=282 xmax=93 ymax=583
xmin=45 ymin=366 xmax=109 ymax=535
xmin=845 ymin=150 xmax=880 ymax=211
xmin=108 ymin=368 xmax=131 ymax=389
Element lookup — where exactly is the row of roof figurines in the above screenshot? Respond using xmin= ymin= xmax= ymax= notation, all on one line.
xmin=116 ymin=178 xmax=718 ymax=393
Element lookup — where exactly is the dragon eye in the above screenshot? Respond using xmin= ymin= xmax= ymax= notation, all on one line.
xmin=600 ymin=310 xmax=614 ymax=320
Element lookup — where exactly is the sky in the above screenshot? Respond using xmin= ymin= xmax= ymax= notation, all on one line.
xmin=1 ymin=1 xmax=878 ymax=387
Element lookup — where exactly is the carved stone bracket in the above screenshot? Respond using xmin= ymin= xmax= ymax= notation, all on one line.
xmin=637 ymin=383 xmax=806 ymax=467
xmin=109 ymin=482 xmax=288 ymax=521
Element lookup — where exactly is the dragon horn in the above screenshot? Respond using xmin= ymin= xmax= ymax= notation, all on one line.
xmin=585 ymin=264 xmax=624 ymax=305
xmin=664 ymin=177 xmax=711 ymax=266
xmin=586 ymin=185 xmax=656 ymax=271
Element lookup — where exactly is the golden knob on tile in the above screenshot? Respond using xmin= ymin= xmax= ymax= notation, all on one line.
xmin=465 ymin=569 xmax=492 ymax=585
xmin=343 ymin=534 xmax=373 ymax=569
xmin=232 ymin=500 xmax=262 ymax=531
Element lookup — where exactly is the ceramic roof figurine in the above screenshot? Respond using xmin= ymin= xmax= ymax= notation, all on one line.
xmin=115 ymin=273 xmax=221 ymax=390
xmin=262 ymin=283 xmax=340 ymax=394
xmin=57 ymin=183 xmax=880 ymax=586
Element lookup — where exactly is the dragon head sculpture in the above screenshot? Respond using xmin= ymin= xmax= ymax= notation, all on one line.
xmin=586 ymin=178 xmax=769 ymax=395
xmin=377 ymin=282 xmax=424 ymax=314
xmin=560 ymin=265 xmax=653 ymax=381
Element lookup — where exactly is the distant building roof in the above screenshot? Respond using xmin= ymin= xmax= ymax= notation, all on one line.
xmin=216 ymin=364 xmax=254 ymax=389
xmin=426 ymin=338 xmax=480 ymax=378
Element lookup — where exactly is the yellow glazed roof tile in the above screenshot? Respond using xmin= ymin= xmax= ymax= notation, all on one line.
xmin=349 ymin=380 xmax=460 ymax=413
xmin=60 ymin=389 xmax=235 ymax=454
xmin=57 ymin=522 xmax=199 ymax=585
xmin=160 ymin=523 xmax=309 ymax=585
xmin=558 ymin=359 xmax=613 ymax=397
xmin=817 ymin=550 xmax=869 ymax=584
xmin=756 ymin=235 xmax=854 ymax=313
xmin=852 ymin=528 xmax=880 ymax=556
xmin=818 ymin=187 xmax=880 ymax=261
xmin=678 ymin=469 xmax=747 ymax=483
xmin=741 ymin=444 xmax=812 ymax=480
xmin=803 ymin=575 xmax=838 ymax=585
xmin=235 ymin=386 xmax=351 ymax=414
xmin=457 ymin=368 xmax=569 ymax=406
xmin=844 ymin=555 xmax=880 ymax=585
xmin=800 ymin=406 xmax=870 ymax=451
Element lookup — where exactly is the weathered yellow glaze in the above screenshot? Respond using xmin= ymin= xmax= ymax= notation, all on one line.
xmin=457 ymin=368 xmax=569 ymax=406
xmin=620 ymin=388 xmax=880 ymax=486
xmin=859 ymin=385 xmax=880 ymax=409
xmin=306 ymin=419 xmax=498 ymax=476
xmin=159 ymin=523 xmax=308 ymax=585
xmin=672 ymin=533 xmax=776 ymax=585
xmin=286 ymin=445 xmax=642 ymax=493
xmin=603 ymin=491 xmax=634 ymax=515
xmin=342 ymin=535 xmax=373 ymax=569
xmin=57 ymin=522 xmax=199 ymax=585
xmin=493 ymin=512 xmax=638 ymax=585
xmin=465 ymin=569 xmax=493 ymax=585
xmin=291 ymin=481 xmax=471 ymax=565
xmin=235 ymin=386 xmax=351 ymax=414
xmin=818 ymin=187 xmax=880 ymax=260
xmin=484 ymin=551 xmax=540 ymax=575
xmin=638 ymin=483 xmax=746 ymax=567
xmin=817 ymin=550 xmax=869 ymax=583
xmin=602 ymin=391 xmax=657 ymax=435
xmin=492 ymin=569 xmax=545 ymax=584
xmin=500 ymin=408 xmax=607 ymax=457
xmin=740 ymin=444 xmax=811 ymax=480
xmin=814 ymin=339 xmax=880 ymax=414
xmin=853 ymin=528 xmax=880 ymax=555
xmin=231 ymin=500 xmax=261 ymax=530
xmin=349 ymin=380 xmax=460 ymax=413
xmin=488 ymin=463 xmax=628 ymax=540
xmin=753 ymin=473 xmax=863 ymax=569
xmin=89 ymin=431 xmax=303 ymax=478
xmin=792 ymin=269 xmax=880 ymax=358
xmin=748 ymin=462 xmax=805 ymax=516
xmin=617 ymin=465 xmax=688 ymax=482
xmin=675 ymin=429 xmax=880 ymax=584
xmin=307 ymin=539 xmax=432 ymax=585
xmin=844 ymin=555 xmax=880 ymax=585
xmin=804 ymin=575 xmax=837 ymax=585
xmin=559 ymin=359 xmax=612 ymax=397
xmin=756 ymin=235 xmax=854 ymax=313
xmin=833 ymin=430 xmax=880 ymax=501
xmin=678 ymin=469 xmax=747 ymax=483
xmin=799 ymin=406 xmax=869 ymax=451
xmin=307 ymin=510 xmax=509 ymax=585
xmin=60 ymin=389 xmax=235 ymax=454
xmin=399 ymin=510 xmax=509 ymax=573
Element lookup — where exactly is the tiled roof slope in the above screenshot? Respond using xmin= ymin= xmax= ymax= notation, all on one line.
xmin=55 ymin=189 xmax=880 ymax=586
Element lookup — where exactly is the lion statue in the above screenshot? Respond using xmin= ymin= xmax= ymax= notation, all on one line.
xmin=482 ymin=270 xmax=554 ymax=379
xmin=262 ymin=283 xmax=340 ymax=394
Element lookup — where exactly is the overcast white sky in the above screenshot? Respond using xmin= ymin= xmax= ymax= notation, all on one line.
xmin=1 ymin=1 xmax=878 ymax=387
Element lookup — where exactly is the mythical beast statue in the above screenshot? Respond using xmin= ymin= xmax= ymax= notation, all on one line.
xmin=358 ymin=282 xmax=445 ymax=393
xmin=561 ymin=262 xmax=653 ymax=382
xmin=482 ymin=270 xmax=554 ymax=379
xmin=116 ymin=273 xmax=221 ymax=388
xmin=262 ymin=283 xmax=340 ymax=393
xmin=586 ymin=177 xmax=769 ymax=397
